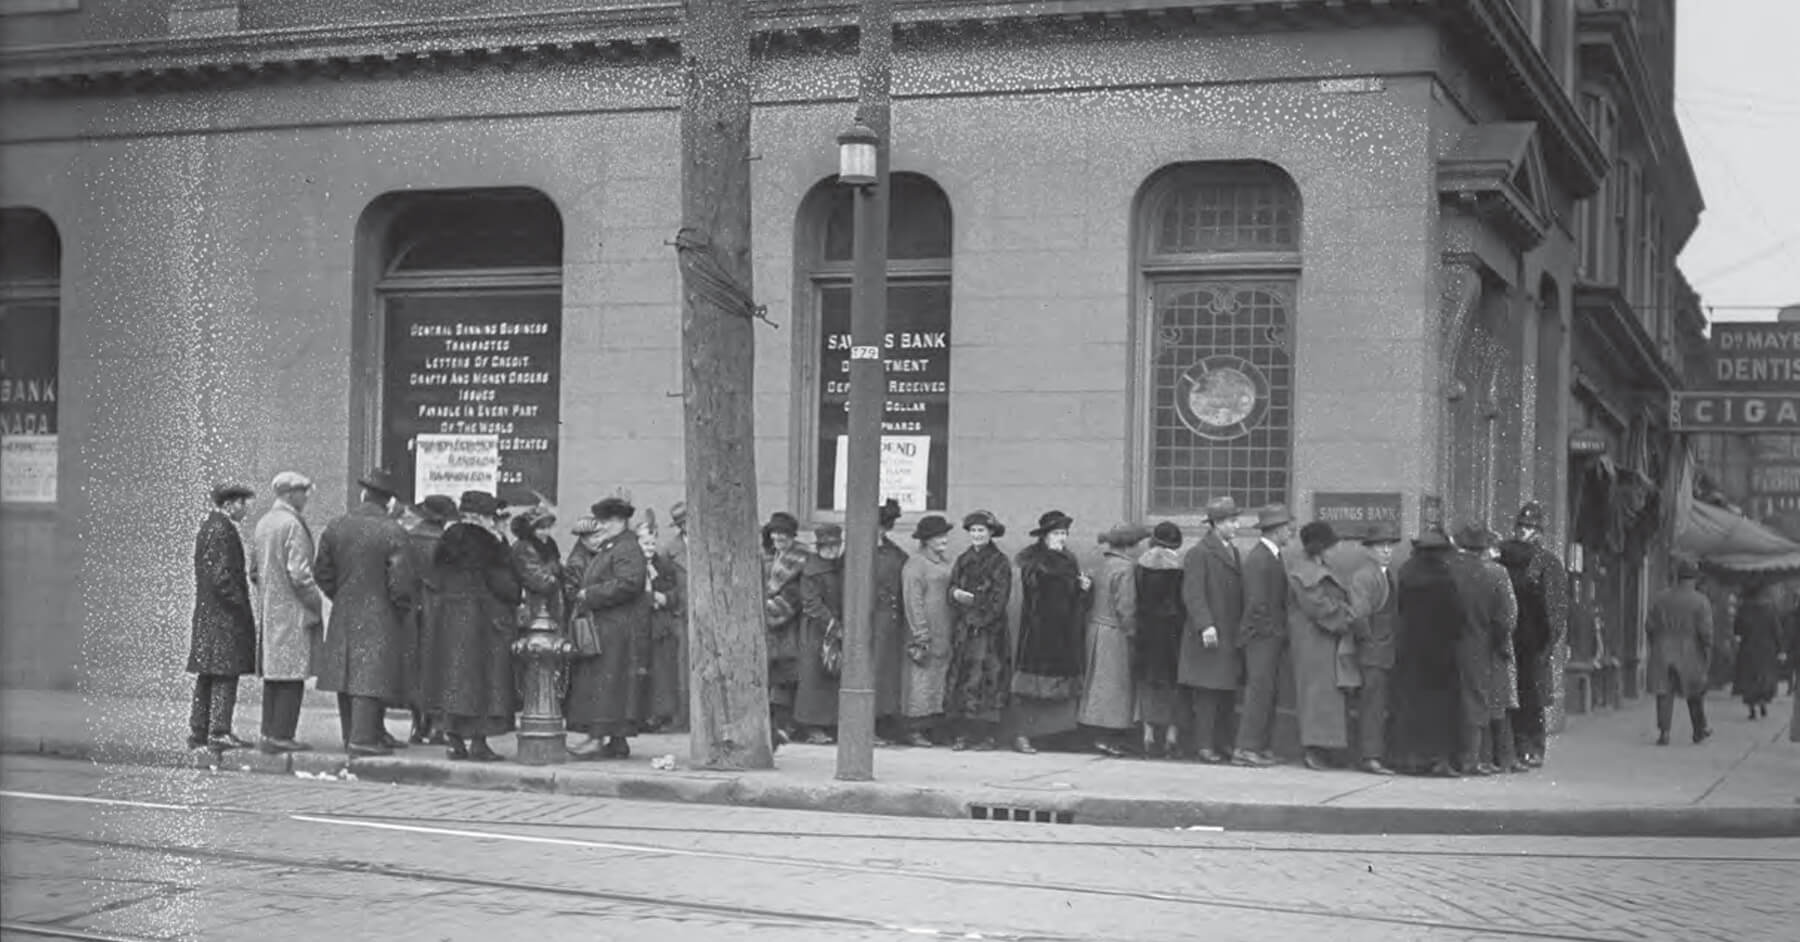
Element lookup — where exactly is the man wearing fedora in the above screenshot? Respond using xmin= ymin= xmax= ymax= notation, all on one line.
xmin=1179 ymin=496 xmax=1246 ymax=763
xmin=1233 ymin=503 xmax=1294 ymax=767
xmin=1644 ymin=558 xmax=1713 ymax=746
xmin=1497 ymin=501 xmax=1570 ymax=768
xmin=314 ymin=468 xmax=416 ymax=756
xmin=1452 ymin=524 xmax=1515 ymax=775
xmin=1347 ymin=520 xmax=1402 ymax=775
xmin=252 ymin=471 xmax=323 ymax=753
xmin=186 ymin=482 xmax=258 ymax=751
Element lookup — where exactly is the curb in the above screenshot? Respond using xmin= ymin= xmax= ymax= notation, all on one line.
xmin=6 ymin=734 xmax=1797 ymax=838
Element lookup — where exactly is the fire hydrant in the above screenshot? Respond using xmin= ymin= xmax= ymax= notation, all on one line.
xmin=511 ymin=608 xmax=573 ymax=765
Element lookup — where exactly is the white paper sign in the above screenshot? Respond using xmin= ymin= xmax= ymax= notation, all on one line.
xmin=414 ymin=434 xmax=500 ymax=500
xmin=832 ymin=435 xmax=931 ymax=513
xmin=0 ymin=434 xmax=56 ymax=503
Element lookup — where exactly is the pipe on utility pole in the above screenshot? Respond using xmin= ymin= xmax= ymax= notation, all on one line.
xmin=835 ymin=0 xmax=892 ymax=782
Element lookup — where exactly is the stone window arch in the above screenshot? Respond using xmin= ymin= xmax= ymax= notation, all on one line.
xmin=1131 ymin=162 xmax=1300 ymax=518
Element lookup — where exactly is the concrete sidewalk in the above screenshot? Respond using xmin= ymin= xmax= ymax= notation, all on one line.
xmin=3 ymin=686 xmax=1796 ymax=837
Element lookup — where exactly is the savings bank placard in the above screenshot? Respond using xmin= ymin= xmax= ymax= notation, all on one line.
xmin=1 ymin=301 xmax=58 ymax=504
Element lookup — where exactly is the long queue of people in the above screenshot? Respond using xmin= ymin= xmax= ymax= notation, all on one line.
xmin=760 ymin=495 xmax=1572 ymax=776
xmin=184 ymin=468 xmax=688 ymax=761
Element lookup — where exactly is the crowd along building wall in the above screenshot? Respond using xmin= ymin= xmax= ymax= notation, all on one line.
xmin=0 ymin=1 xmax=1596 ymax=697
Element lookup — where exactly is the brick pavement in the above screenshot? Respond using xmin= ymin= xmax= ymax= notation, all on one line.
xmin=3 ymin=685 xmax=1797 ymax=836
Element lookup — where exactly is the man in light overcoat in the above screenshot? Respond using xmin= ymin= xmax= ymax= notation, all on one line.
xmin=1645 ymin=558 xmax=1713 ymax=746
xmin=1232 ymin=504 xmax=1294 ymax=767
xmin=314 ymin=468 xmax=415 ymax=756
xmin=1178 ymin=496 xmax=1245 ymax=763
xmin=252 ymin=471 xmax=322 ymax=753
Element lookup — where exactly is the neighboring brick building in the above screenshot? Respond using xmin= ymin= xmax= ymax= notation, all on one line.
xmin=0 ymin=1 xmax=1699 ymax=708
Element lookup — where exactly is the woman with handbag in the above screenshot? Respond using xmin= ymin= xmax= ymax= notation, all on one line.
xmin=565 ymin=497 xmax=651 ymax=759
xmin=422 ymin=491 xmax=521 ymax=762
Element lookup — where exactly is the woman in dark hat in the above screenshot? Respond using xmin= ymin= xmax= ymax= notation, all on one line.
xmin=795 ymin=523 xmax=847 ymax=743
xmin=1388 ymin=525 xmax=1472 ymax=776
xmin=421 ymin=490 xmax=521 ymax=762
xmin=761 ymin=511 xmax=810 ymax=743
xmin=567 ymin=496 xmax=653 ymax=758
xmin=1134 ymin=522 xmax=1187 ymax=759
xmin=403 ymin=494 xmax=460 ymax=746
xmin=945 ymin=510 xmax=1013 ymax=751
xmin=1078 ymin=523 xmax=1150 ymax=757
xmin=1286 ymin=521 xmax=1360 ymax=771
xmin=1010 ymin=510 xmax=1092 ymax=755
xmin=510 ymin=501 xmax=570 ymax=640
xmin=873 ymin=499 xmax=912 ymax=744
xmin=901 ymin=514 xmax=956 ymax=746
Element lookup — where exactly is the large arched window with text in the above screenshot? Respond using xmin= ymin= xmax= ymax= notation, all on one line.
xmin=797 ymin=173 xmax=953 ymax=514
xmin=1133 ymin=163 xmax=1299 ymax=517
xmin=0 ymin=208 xmax=60 ymax=506
xmin=356 ymin=189 xmax=562 ymax=507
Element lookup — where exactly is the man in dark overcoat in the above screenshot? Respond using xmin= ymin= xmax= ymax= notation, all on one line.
xmin=1497 ymin=501 xmax=1570 ymax=768
xmin=1178 ymin=496 xmax=1245 ymax=763
xmin=1450 ymin=524 xmax=1511 ymax=776
xmin=1231 ymin=504 xmax=1293 ymax=767
xmin=1389 ymin=525 xmax=1471 ymax=776
xmin=1346 ymin=520 xmax=1401 ymax=775
xmin=403 ymin=494 xmax=459 ymax=745
xmin=1645 ymin=558 xmax=1713 ymax=746
xmin=186 ymin=482 xmax=258 ymax=751
xmin=314 ymin=469 xmax=415 ymax=756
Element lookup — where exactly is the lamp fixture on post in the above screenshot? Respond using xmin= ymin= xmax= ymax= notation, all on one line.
xmin=837 ymin=122 xmax=878 ymax=188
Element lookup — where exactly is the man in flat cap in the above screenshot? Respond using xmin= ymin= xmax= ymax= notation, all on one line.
xmin=313 ymin=468 xmax=415 ymax=756
xmin=252 ymin=471 xmax=322 ymax=753
xmin=186 ymin=482 xmax=257 ymax=751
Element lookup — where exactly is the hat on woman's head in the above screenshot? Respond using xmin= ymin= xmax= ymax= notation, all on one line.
xmin=1030 ymin=510 xmax=1075 ymax=538
xmin=591 ymin=497 xmax=635 ymax=523
xmin=764 ymin=511 xmax=800 ymax=536
xmin=412 ymin=495 xmax=459 ymax=524
xmin=569 ymin=516 xmax=601 ymax=536
xmin=912 ymin=514 xmax=953 ymax=542
xmin=1299 ymin=521 xmax=1339 ymax=556
xmin=813 ymin=523 xmax=844 ymax=546
xmin=878 ymin=498 xmax=903 ymax=528
xmin=459 ymin=490 xmax=502 ymax=518
xmin=1151 ymin=521 xmax=1184 ymax=549
xmin=961 ymin=510 xmax=1005 ymax=538
xmin=1098 ymin=522 xmax=1151 ymax=547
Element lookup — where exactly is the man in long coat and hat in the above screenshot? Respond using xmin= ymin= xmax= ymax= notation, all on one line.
xmin=1451 ymin=523 xmax=1514 ymax=775
xmin=1232 ymin=503 xmax=1293 ymax=767
xmin=1390 ymin=523 xmax=1473 ymax=776
xmin=314 ymin=468 xmax=415 ymax=756
xmin=1645 ymin=558 xmax=1713 ymax=746
xmin=1179 ymin=496 xmax=1245 ymax=763
xmin=186 ymin=482 xmax=258 ymax=751
xmin=252 ymin=471 xmax=322 ymax=753
xmin=1347 ymin=520 xmax=1402 ymax=775
xmin=1497 ymin=501 xmax=1570 ymax=768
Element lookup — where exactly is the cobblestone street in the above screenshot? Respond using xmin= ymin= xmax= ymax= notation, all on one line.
xmin=3 ymin=756 xmax=1794 ymax=942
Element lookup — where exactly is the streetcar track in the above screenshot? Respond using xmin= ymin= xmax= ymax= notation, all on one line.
xmin=0 ymin=922 xmax=166 ymax=942
xmin=3 ymin=827 xmax=1644 ymax=942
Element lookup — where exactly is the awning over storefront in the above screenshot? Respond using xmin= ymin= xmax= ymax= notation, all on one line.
xmin=1674 ymin=498 xmax=1800 ymax=575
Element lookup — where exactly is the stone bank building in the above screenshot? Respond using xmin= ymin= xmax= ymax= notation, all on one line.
xmin=1 ymin=0 xmax=1701 ymax=711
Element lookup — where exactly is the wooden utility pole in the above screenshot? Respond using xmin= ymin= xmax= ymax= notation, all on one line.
xmin=835 ymin=0 xmax=893 ymax=782
xmin=676 ymin=0 xmax=773 ymax=770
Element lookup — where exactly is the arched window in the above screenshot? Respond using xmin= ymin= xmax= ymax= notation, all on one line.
xmin=797 ymin=173 xmax=953 ymax=513
xmin=1132 ymin=163 xmax=1299 ymax=517
xmin=355 ymin=188 xmax=563 ymax=507
xmin=1 ymin=207 xmax=61 ymax=505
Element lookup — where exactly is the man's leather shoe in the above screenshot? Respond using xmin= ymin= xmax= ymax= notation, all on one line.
xmin=1655 ymin=731 xmax=1671 ymax=746
xmin=208 ymin=733 xmax=252 ymax=751
xmin=380 ymin=731 xmax=407 ymax=750
xmin=347 ymin=742 xmax=393 ymax=757
xmin=1302 ymin=751 xmax=1330 ymax=771
xmin=1230 ymin=750 xmax=1273 ymax=767
xmin=1693 ymin=727 xmax=1712 ymax=744
xmin=1194 ymin=748 xmax=1225 ymax=764
xmin=1358 ymin=759 xmax=1395 ymax=776
xmin=260 ymin=738 xmax=311 ymax=754
xmin=1472 ymin=762 xmax=1500 ymax=776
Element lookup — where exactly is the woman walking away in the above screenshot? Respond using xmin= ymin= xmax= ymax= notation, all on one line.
xmin=1079 ymin=523 xmax=1149 ymax=756
xmin=425 ymin=491 xmax=521 ymax=762
xmin=1011 ymin=511 xmax=1092 ymax=755
xmin=946 ymin=510 xmax=1013 ymax=751
xmin=567 ymin=497 xmax=651 ymax=759
xmin=1134 ymin=522 xmax=1187 ymax=759
xmin=901 ymin=514 xmax=957 ymax=746
xmin=1734 ymin=583 xmax=1784 ymax=719
xmin=1286 ymin=521 xmax=1361 ymax=771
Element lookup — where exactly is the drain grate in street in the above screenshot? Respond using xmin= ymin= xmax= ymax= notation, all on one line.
xmin=968 ymin=804 xmax=1074 ymax=824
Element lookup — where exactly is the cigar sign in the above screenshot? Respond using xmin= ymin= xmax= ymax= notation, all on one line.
xmin=1670 ymin=392 xmax=1800 ymax=432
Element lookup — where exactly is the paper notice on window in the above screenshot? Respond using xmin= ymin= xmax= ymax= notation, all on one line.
xmin=833 ymin=435 xmax=931 ymax=514
xmin=413 ymin=434 xmax=500 ymax=501
xmin=0 ymin=434 xmax=56 ymax=503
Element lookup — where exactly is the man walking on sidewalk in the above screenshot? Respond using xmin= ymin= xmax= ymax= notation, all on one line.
xmin=314 ymin=469 xmax=415 ymax=756
xmin=252 ymin=471 xmax=322 ymax=753
xmin=1232 ymin=504 xmax=1293 ymax=767
xmin=1645 ymin=558 xmax=1713 ymax=746
xmin=187 ymin=482 xmax=258 ymax=751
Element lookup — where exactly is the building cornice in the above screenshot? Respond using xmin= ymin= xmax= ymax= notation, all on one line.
xmin=1573 ymin=281 xmax=1682 ymax=394
xmin=1577 ymin=7 xmax=1703 ymax=243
